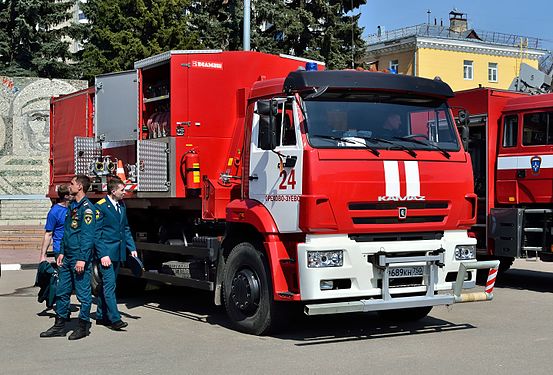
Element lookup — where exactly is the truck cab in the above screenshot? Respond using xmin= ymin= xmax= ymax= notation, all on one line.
xmin=221 ymin=70 xmax=493 ymax=333
xmin=494 ymin=93 xmax=553 ymax=262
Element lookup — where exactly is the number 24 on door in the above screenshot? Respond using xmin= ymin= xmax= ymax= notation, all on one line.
xmin=278 ymin=169 xmax=296 ymax=190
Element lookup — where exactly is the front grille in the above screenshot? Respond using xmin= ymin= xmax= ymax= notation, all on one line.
xmin=349 ymin=201 xmax=449 ymax=210
xmin=348 ymin=200 xmax=449 ymax=226
xmin=351 ymin=232 xmax=443 ymax=242
xmin=353 ymin=216 xmax=445 ymax=225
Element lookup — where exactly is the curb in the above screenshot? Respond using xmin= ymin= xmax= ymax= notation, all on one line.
xmin=0 ymin=263 xmax=39 ymax=271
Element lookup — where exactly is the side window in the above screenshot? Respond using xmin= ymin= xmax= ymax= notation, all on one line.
xmin=502 ymin=115 xmax=518 ymax=147
xmin=408 ymin=110 xmax=454 ymax=142
xmin=523 ymin=112 xmax=548 ymax=146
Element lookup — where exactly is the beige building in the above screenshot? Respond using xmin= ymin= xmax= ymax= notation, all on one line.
xmin=365 ymin=11 xmax=547 ymax=91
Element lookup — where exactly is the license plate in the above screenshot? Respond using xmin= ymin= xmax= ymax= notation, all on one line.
xmin=389 ymin=266 xmax=424 ymax=278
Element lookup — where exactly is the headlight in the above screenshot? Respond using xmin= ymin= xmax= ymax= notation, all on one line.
xmin=307 ymin=250 xmax=343 ymax=268
xmin=455 ymin=245 xmax=476 ymax=260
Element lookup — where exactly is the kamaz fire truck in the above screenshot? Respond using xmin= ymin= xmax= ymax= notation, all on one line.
xmin=49 ymin=50 xmax=499 ymax=335
xmin=451 ymin=88 xmax=553 ymax=271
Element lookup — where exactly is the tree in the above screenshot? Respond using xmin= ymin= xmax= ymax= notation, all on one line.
xmin=189 ymin=0 xmax=367 ymax=69
xmin=78 ymin=0 xmax=199 ymax=81
xmin=0 ymin=0 xmax=77 ymax=78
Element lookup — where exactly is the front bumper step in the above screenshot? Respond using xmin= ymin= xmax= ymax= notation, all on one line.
xmin=304 ymin=259 xmax=500 ymax=316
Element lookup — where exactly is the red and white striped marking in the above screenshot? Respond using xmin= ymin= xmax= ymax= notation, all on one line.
xmin=101 ymin=180 xmax=137 ymax=192
xmin=123 ymin=179 xmax=137 ymax=192
xmin=383 ymin=160 xmax=421 ymax=197
xmin=485 ymin=268 xmax=498 ymax=294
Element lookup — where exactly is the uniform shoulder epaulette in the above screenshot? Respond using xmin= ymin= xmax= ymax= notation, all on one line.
xmin=97 ymin=198 xmax=106 ymax=205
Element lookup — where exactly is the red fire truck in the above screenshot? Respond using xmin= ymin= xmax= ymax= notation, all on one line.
xmin=49 ymin=50 xmax=498 ymax=335
xmin=451 ymin=88 xmax=553 ymax=271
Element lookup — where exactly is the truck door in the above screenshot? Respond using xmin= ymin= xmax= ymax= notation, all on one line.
xmin=248 ymin=100 xmax=303 ymax=233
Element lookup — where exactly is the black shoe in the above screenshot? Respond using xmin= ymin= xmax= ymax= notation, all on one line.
xmin=109 ymin=320 xmax=128 ymax=331
xmin=96 ymin=319 xmax=110 ymax=326
xmin=40 ymin=316 xmax=66 ymax=338
xmin=68 ymin=319 xmax=90 ymax=340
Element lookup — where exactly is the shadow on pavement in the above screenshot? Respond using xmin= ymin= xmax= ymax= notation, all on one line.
xmin=119 ymin=283 xmax=475 ymax=342
xmin=119 ymin=284 xmax=229 ymax=329
xmin=275 ymin=314 xmax=475 ymax=345
xmin=489 ymin=268 xmax=553 ymax=293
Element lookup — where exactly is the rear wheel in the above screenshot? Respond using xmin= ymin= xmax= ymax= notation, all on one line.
xmin=377 ymin=306 xmax=433 ymax=322
xmin=222 ymin=242 xmax=278 ymax=335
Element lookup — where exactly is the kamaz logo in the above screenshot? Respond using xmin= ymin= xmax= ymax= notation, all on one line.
xmin=378 ymin=196 xmax=426 ymax=201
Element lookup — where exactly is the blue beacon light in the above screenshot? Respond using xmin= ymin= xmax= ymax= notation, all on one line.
xmin=305 ymin=62 xmax=318 ymax=71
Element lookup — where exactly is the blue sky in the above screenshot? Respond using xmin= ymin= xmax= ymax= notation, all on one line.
xmin=358 ymin=1 xmax=553 ymax=50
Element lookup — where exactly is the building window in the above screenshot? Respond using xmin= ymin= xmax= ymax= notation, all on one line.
xmin=463 ymin=60 xmax=473 ymax=80
xmin=488 ymin=63 xmax=498 ymax=82
xmin=389 ymin=60 xmax=399 ymax=74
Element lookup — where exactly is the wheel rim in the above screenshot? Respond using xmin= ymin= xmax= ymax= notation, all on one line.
xmin=230 ymin=268 xmax=261 ymax=315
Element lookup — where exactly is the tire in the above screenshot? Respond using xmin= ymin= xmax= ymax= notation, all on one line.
xmin=377 ymin=306 xmax=433 ymax=322
xmin=222 ymin=242 xmax=278 ymax=335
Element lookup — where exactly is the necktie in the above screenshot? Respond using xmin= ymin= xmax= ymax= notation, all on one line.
xmin=115 ymin=203 xmax=120 ymax=213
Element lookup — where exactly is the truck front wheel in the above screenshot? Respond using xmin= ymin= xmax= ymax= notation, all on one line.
xmin=223 ymin=242 xmax=275 ymax=335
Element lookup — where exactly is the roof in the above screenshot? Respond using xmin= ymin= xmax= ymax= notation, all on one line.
xmin=503 ymin=92 xmax=553 ymax=112
xmin=367 ymin=24 xmax=544 ymax=50
xmin=283 ymin=70 xmax=454 ymax=98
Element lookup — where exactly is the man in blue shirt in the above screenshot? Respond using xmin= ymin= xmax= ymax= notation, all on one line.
xmin=39 ymin=184 xmax=73 ymax=262
xmin=40 ymin=175 xmax=96 ymax=340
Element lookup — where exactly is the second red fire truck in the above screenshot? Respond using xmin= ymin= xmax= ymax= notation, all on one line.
xmin=49 ymin=50 xmax=499 ymax=335
xmin=451 ymin=88 xmax=553 ymax=270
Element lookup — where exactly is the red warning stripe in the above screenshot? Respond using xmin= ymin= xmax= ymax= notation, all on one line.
xmin=485 ymin=268 xmax=498 ymax=294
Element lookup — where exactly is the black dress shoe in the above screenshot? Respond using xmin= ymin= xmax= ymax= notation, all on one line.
xmin=109 ymin=320 xmax=128 ymax=331
xmin=96 ymin=319 xmax=110 ymax=326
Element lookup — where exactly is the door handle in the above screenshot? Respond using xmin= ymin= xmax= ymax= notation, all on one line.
xmin=517 ymin=169 xmax=526 ymax=178
xmin=248 ymin=174 xmax=258 ymax=181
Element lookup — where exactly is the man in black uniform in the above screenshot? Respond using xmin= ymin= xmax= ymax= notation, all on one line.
xmin=40 ymin=175 xmax=96 ymax=340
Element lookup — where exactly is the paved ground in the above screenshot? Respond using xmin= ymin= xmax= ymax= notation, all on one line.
xmin=0 ymin=259 xmax=551 ymax=375
xmin=0 ymin=248 xmax=39 ymax=268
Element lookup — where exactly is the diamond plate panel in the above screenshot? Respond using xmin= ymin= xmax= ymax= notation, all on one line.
xmin=138 ymin=140 xmax=169 ymax=191
xmin=74 ymin=137 xmax=101 ymax=175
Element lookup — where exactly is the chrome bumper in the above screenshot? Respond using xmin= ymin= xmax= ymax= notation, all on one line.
xmin=304 ymin=260 xmax=500 ymax=316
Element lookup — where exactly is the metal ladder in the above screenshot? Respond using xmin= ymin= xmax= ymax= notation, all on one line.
xmin=521 ymin=208 xmax=552 ymax=261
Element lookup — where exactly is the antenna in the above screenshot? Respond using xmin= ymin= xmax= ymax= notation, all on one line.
xmin=351 ymin=0 xmax=355 ymax=68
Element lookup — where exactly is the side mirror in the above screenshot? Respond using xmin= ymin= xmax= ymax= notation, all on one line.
xmin=458 ymin=109 xmax=469 ymax=126
xmin=255 ymin=100 xmax=278 ymax=116
xmin=456 ymin=109 xmax=470 ymax=150
xmin=257 ymin=100 xmax=278 ymax=150
xmin=459 ymin=125 xmax=469 ymax=150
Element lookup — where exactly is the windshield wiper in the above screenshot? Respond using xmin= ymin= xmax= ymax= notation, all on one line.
xmin=394 ymin=136 xmax=451 ymax=159
xmin=311 ymin=135 xmax=380 ymax=156
xmin=357 ymin=136 xmax=417 ymax=158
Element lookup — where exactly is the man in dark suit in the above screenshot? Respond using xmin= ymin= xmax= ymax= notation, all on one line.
xmin=94 ymin=177 xmax=137 ymax=330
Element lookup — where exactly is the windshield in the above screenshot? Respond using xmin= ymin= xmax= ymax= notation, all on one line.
xmin=304 ymin=93 xmax=460 ymax=152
